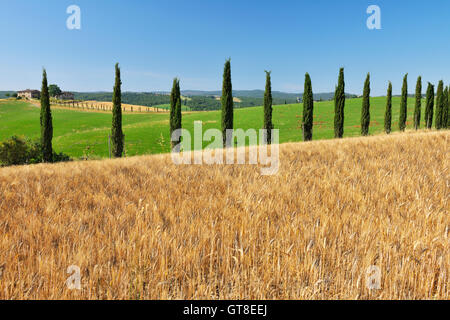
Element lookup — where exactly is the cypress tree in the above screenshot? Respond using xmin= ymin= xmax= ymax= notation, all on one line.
xmin=361 ymin=73 xmax=371 ymax=136
xmin=334 ymin=68 xmax=345 ymax=138
xmin=221 ymin=59 xmax=233 ymax=147
xmin=169 ymin=78 xmax=177 ymax=136
xmin=170 ymin=78 xmax=182 ymax=148
xmin=302 ymin=73 xmax=314 ymax=141
xmin=175 ymin=80 xmax=182 ymax=135
xmin=263 ymin=70 xmax=273 ymax=144
xmin=414 ymin=76 xmax=422 ymax=130
xmin=111 ymin=63 xmax=123 ymax=157
xmin=40 ymin=69 xmax=53 ymax=162
xmin=384 ymin=82 xmax=392 ymax=134
xmin=435 ymin=80 xmax=444 ymax=130
xmin=444 ymin=86 xmax=449 ymax=129
xmin=399 ymin=74 xmax=408 ymax=131
xmin=424 ymin=83 xmax=434 ymax=129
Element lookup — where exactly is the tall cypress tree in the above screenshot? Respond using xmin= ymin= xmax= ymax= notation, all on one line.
xmin=424 ymin=83 xmax=434 ymax=129
xmin=302 ymin=73 xmax=314 ymax=141
xmin=221 ymin=59 xmax=233 ymax=147
xmin=40 ymin=69 xmax=53 ymax=162
xmin=334 ymin=68 xmax=345 ymax=138
xmin=169 ymin=78 xmax=182 ymax=148
xmin=399 ymin=74 xmax=408 ymax=131
xmin=444 ymin=86 xmax=449 ymax=129
xmin=175 ymin=80 xmax=182 ymax=135
xmin=384 ymin=82 xmax=392 ymax=134
xmin=361 ymin=73 xmax=371 ymax=136
xmin=414 ymin=76 xmax=422 ymax=130
xmin=169 ymin=78 xmax=177 ymax=144
xmin=111 ymin=63 xmax=123 ymax=157
xmin=263 ymin=70 xmax=273 ymax=144
xmin=435 ymin=80 xmax=444 ymax=130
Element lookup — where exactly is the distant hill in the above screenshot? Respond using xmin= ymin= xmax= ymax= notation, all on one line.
xmin=179 ymin=90 xmax=356 ymax=101
xmin=0 ymin=91 xmax=16 ymax=99
xmin=178 ymin=89 xmax=301 ymax=99
xmin=71 ymin=90 xmax=357 ymax=111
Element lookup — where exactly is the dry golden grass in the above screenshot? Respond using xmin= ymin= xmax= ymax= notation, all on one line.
xmin=0 ymin=131 xmax=448 ymax=299
xmin=82 ymin=100 xmax=169 ymax=113
xmin=214 ymin=96 xmax=242 ymax=103
xmin=28 ymin=99 xmax=168 ymax=113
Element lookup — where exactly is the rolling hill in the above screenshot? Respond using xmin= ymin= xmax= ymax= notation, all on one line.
xmin=71 ymin=90 xmax=358 ymax=111
xmin=0 ymin=96 xmax=430 ymax=159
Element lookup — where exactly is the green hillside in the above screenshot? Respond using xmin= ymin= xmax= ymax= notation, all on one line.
xmin=0 ymin=97 xmax=425 ymax=159
xmin=72 ymin=90 xmax=358 ymax=111
xmin=0 ymin=91 xmax=16 ymax=99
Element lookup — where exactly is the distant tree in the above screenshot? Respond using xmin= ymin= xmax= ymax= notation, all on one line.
xmin=40 ymin=69 xmax=53 ymax=163
xmin=445 ymin=86 xmax=449 ymax=129
xmin=111 ymin=63 xmax=123 ymax=157
xmin=48 ymin=84 xmax=62 ymax=97
xmin=414 ymin=76 xmax=422 ymax=130
xmin=263 ymin=71 xmax=273 ymax=144
xmin=399 ymin=74 xmax=408 ymax=131
xmin=12 ymin=93 xmax=18 ymax=98
xmin=435 ymin=80 xmax=444 ymax=130
xmin=334 ymin=68 xmax=345 ymax=138
xmin=302 ymin=73 xmax=314 ymax=141
xmin=384 ymin=82 xmax=392 ymax=134
xmin=424 ymin=83 xmax=434 ymax=129
xmin=361 ymin=73 xmax=371 ymax=136
xmin=5 ymin=93 xmax=10 ymax=97
xmin=221 ymin=59 xmax=233 ymax=147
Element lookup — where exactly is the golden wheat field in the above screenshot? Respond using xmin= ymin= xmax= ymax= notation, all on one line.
xmin=0 ymin=131 xmax=448 ymax=299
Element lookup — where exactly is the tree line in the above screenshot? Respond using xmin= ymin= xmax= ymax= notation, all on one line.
xmin=168 ymin=62 xmax=449 ymax=151
xmin=37 ymin=62 xmax=450 ymax=162
xmin=71 ymin=90 xmax=298 ymax=111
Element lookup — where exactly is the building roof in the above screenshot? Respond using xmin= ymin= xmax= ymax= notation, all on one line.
xmin=18 ymin=89 xmax=40 ymax=94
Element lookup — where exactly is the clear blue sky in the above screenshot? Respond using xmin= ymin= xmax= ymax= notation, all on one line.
xmin=1 ymin=0 xmax=450 ymax=95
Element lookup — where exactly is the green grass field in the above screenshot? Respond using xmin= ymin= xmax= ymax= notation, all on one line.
xmin=151 ymin=103 xmax=192 ymax=111
xmin=0 ymin=97 xmax=425 ymax=159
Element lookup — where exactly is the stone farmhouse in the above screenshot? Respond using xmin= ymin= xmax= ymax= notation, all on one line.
xmin=56 ymin=92 xmax=74 ymax=100
xmin=17 ymin=89 xmax=40 ymax=99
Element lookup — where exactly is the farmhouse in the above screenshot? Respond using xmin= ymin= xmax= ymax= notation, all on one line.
xmin=17 ymin=89 xmax=40 ymax=99
xmin=56 ymin=92 xmax=74 ymax=100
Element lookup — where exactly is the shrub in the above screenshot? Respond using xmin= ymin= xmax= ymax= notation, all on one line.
xmin=0 ymin=136 xmax=71 ymax=166
xmin=0 ymin=136 xmax=29 ymax=165
xmin=53 ymin=151 xmax=71 ymax=163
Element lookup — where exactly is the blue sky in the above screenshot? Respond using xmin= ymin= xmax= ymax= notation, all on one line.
xmin=1 ymin=0 xmax=450 ymax=95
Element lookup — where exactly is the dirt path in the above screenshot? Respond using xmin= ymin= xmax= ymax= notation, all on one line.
xmin=26 ymin=99 xmax=169 ymax=114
